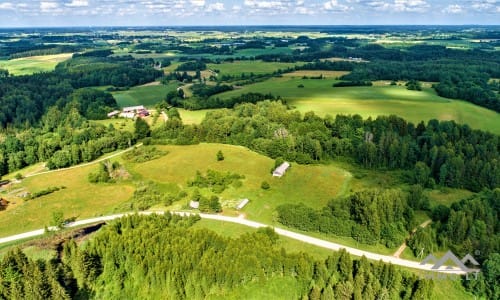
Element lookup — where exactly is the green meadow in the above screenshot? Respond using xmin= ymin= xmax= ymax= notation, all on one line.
xmin=207 ymin=60 xmax=301 ymax=76
xmin=112 ymin=82 xmax=177 ymax=107
xmin=214 ymin=77 xmax=500 ymax=134
xmin=0 ymin=53 xmax=72 ymax=75
xmin=0 ymin=143 xmax=346 ymax=238
xmin=130 ymin=143 xmax=348 ymax=223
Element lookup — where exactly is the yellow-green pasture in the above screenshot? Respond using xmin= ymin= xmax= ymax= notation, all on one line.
xmin=213 ymin=76 xmax=500 ymax=134
xmin=0 ymin=53 xmax=73 ymax=75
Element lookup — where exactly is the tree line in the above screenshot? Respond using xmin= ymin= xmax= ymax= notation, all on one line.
xmin=152 ymin=101 xmax=499 ymax=191
xmin=0 ymin=213 xmax=435 ymax=299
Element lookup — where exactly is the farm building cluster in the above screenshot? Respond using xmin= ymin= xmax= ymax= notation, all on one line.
xmin=107 ymin=105 xmax=150 ymax=119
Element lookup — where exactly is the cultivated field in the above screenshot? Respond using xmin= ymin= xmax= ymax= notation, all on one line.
xmin=112 ymin=82 xmax=177 ymax=107
xmin=207 ymin=60 xmax=301 ymax=76
xmin=214 ymin=77 xmax=500 ymax=134
xmin=0 ymin=53 xmax=73 ymax=75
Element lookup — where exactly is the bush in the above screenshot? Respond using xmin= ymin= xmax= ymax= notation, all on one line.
xmin=216 ymin=150 xmax=224 ymax=161
xmin=261 ymin=181 xmax=270 ymax=190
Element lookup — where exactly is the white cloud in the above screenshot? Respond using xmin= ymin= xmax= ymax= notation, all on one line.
xmin=244 ymin=0 xmax=287 ymax=9
xmin=0 ymin=2 xmax=14 ymax=10
xmin=367 ymin=0 xmax=429 ymax=12
xmin=442 ymin=4 xmax=463 ymax=14
xmin=40 ymin=1 xmax=59 ymax=13
xmin=206 ymin=2 xmax=224 ymax=12
xmin=471 ymin=0 xmax=499 ymax=12
xmin=66 ymin=0 xmax=89 ymax=7
xmin=190 ymin=0 xmax=205 ymax=7
xmin=323 ymin=0 xmax=349 ymax=11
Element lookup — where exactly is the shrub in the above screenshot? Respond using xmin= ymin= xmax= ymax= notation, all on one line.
xmin=261 ymin=181 xmax=270 ymax=190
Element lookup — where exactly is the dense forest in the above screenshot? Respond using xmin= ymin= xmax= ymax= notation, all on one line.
xmin=151 ymin=101 xmax=499 ymax=191
xmin=0 ymin=213 xmax=435 ymax=299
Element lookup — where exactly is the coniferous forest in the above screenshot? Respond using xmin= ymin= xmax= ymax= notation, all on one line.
xmin=0 ymin=213 xmax=435 ymax=300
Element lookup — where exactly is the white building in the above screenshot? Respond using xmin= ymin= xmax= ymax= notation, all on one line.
xmin=272 ymin=162 xmax=290 ymax=178
xmin=123 ymin=105 xmax=146 ymax=113
xmin=236 ymin=198 xmax=250 ymax=210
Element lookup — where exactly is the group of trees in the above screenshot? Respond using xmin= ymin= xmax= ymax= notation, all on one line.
xmin=187 ymin=169 xmax=244 ymax=193
xmin=152 ymin=101 xmax=499 ymax=191
xmin=408 ymin=189 xmax=499 ymax=263
xmin=0 ymin=119 xmax=135 ymax=176
xmin=0 ymin=213 xmax=435 ymax=299
xmin=277 ymin=189 xmax=412 ymax=247
xmin=165 ymin=92 xmax=279 ymax=110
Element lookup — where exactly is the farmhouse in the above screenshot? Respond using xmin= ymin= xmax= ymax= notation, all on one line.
xmin=236 ymin=198 xmax=249 ymax=210
xmin=272 ymin=162 xmax=290 ymax=178
xmin=123 ymin=105 xmax=145 ymax=113
xmin=111 ymin=105 xmax=150 ymax=119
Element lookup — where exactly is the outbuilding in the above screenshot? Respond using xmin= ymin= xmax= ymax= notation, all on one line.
xmin=236 ymin=198 xmax=249 ymax=210
xmin=272 ymin=162 xmax=290 ymax=178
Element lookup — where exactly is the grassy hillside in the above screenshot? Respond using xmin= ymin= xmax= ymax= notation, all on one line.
xmin=213 ymin=77 xmax=500 ymax=134
xmin=0 ymin=164 xmax=134 ymax=237
xmin=112 ymin=82 xmax=178 ymax=107
xmin=130 ymin=143 xmax=348 ymax=223
xmin=0 ymin=143 xmax=346 ymax=237
xmin=0 ymin=53 xmax=72 ymax=75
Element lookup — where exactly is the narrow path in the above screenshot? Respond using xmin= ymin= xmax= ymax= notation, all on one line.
xmin=393 ymin=219 xmax=432 ymax=258
xmin=0 ymin=212 xmax=466 ymax=274
xmin=24 ymin=143 xmax=143 ymax=178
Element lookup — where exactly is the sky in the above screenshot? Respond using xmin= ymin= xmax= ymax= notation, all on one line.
xmin=0 ymin=0 xmax=498 ymax=27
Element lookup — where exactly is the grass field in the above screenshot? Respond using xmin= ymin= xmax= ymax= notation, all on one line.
xmin=282 ymin=70 xmax=350 ymax=78
xmin=130 ymin=143 xmax=348 ymax=224
xmin=213 ymin=77 xmax=500 ymax=134
xmin=178 ymin=108 xmax=214 ymax=124
xmin=0 ymin=53 xmax=72 ymax=75
xmin=207 ymin=60 xmax=301 ymax=77
xmin=112 ymin=82 xmax=177 ymax=107
xmin=0 ymin=164 xmax=134 ymax=237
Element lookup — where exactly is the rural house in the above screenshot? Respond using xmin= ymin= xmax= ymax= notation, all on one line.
xmin=272 ymin=162 xmax=290 ymax=177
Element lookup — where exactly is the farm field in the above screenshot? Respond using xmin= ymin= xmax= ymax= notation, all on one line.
xmin=0 ymin=53 xmax=73 ymax=75
xmin=214 ymin=77 xmax=500 ymax=134
xmin=207 ymin=60 xmax=301 ymax=76
xmin=112 ymin=82 xmax=177 ymax=107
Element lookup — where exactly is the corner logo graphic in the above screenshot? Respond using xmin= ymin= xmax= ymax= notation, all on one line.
xmin=420 ymin=250 xmax=480 ymax=273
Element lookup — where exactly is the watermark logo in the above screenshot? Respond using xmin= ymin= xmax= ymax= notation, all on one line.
xmin=420 ymin=250 xmax=481 ymax=280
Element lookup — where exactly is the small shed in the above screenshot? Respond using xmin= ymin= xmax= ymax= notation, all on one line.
xmin=236 ymin=198 xmax=249 ymax=210
xmin=272 ymin=162 xmax=290 ymax=178
xmin=189 ymin=201 xmax=200 ymax=209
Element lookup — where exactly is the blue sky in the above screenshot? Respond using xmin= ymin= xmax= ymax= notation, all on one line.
xmin=0 ymin=0 xmax=498 ymax=27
